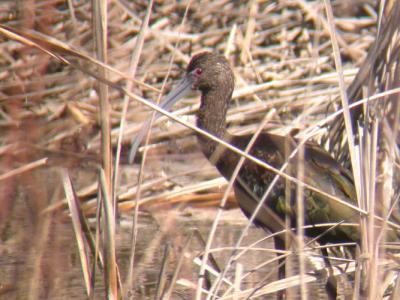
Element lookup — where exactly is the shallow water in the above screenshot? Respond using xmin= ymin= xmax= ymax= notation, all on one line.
xmin=0 ymin=205 xmax=329 ymax=299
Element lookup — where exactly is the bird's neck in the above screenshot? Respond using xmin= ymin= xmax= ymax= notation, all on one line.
xmin=196 ymin=90 xmax=231 ymax=160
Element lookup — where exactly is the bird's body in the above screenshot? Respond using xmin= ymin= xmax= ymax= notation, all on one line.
xmin=187 ymin=52 xmax=361 ymax=246
xmin=131 ymin=51 xmax=399 ymax=298
xmin=179 ymin=52 xmax=366 ymax=298
xmin=209 ymin=132 xmax=359 ymax=244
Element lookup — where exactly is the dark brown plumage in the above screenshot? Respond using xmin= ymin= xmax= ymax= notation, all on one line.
xmin=181 ymin=53 xmax=360 ymax=299
xmin=130 ymin=52 xmax=400 ymax=298
xmin=186 ymin=52 xmax=361 ymax=245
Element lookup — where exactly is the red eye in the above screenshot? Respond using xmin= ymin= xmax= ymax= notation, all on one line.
xmin=194 ymin=68 xmax=202 ymax=76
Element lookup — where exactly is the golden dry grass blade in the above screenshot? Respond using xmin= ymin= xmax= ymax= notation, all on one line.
xmin=122 ymin=2 xmax=154 ymax=297
xmin=0 ymin=158 xmax=47 ymax=182
xmin=390 ymin=273 xmax=400 ymax=300
xmin=113 ymin=0 xmax=152 ymax=202
xmin=90 ymin=187 xmax=103 ymax=300
xmin=154 ymin=243 xmax=170 ymax=300
xmin=92 ymin=0 xmax=112 ymax=213
xmin=324 ymin=1 xmax=400 ymax=168
xmin=323 ymin=0 xmax=361 ymax=201
xmin=63 ymin=169 xmax=92 ymax=296
xmin=99 ymin=168 xmax=118 ymax=299
xmin=219 ymin=260 xmax=357 ymax=299
xmin=0 ymin=24 xmax=157 ymax=92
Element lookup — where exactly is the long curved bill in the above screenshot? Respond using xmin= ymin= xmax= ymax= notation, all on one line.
xmin=128 ymin=74 xmax=195 ymax=163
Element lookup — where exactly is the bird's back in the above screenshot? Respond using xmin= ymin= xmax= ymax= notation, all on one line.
xmin=213 ymin=132 xmax=362 ymax=244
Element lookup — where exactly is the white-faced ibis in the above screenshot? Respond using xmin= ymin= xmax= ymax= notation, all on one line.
xmin=130 ymin=52 xmax=400 ymax=297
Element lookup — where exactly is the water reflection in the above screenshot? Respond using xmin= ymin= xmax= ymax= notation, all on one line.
xmin=1 ymin=206 xmax=329 ymax=299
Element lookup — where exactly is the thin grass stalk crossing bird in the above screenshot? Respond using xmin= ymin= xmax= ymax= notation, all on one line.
xmin=130 ymin=52 xmax=400 ymax=298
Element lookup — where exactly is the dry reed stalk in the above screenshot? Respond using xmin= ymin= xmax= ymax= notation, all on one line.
xmin=63 ymin=169 xmax=92 ymax=296
xmin=1 ymin=0 xmax=399 ymax=299
xmin=122 ymin=2 xmax=153 ymax=297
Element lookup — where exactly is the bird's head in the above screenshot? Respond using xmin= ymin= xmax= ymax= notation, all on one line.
xmin=186 ymin=52 xmax=234 ymax=93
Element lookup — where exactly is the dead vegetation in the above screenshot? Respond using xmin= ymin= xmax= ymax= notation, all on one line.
xmin=1 ymin=0 xmax=400 ymax=299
